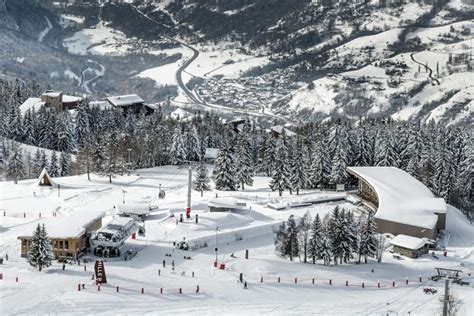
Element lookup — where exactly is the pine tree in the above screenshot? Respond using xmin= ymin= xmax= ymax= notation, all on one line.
xmin=75 ymin=100 xmax=90 ymax=147
xmin=27 ymin=224 xmax=53 ymax=272
xmin=298 ymin=211 xmax=312 ymax=263
xmin=169 ymin=127 xmax=187 ymax=165
xmin=6 ymin=142 xmax=25 ymax=184
xmin=186 ymin=126 xmax=201 ymax=161
xmin=289 ymin=139 xmax=308 ymax=195
xmin=32 ymin=149 xmax=42 ymax=176
xmin=49 ymin=151 xmax=59 ymax=177
xmin=319 ymin=229 xmax=332 ymax=266
xmin=358 ymin=212 xmax=378 ymax=263
xmin=193 ymin=162 xmax=211 ymax=197
xmin=59 ymin=152 xmax=72 ymax=177
xmin=214 ymin=138 xmax=238 ymax=191
xmin=235 ymin=132 xmax=254 ymax=190
xmin=309 ymin=213 xmax=324 ymax=264
xmin=328 ymin=206 xmax=350 ymax=265
xmin=269 ymin=138 xmax=290 ymax=196
xmin=74 ymin=142 xmax=92 ymax=180
xmin=343 ymin=211 xmax=358 ymax=263
xmin=285 ymin=215 xmax=300 ymax=261
xmin=330 ymin=141 xmax=348 ymax=187
xmin=274 ymin=221 xmax=288 ymax=257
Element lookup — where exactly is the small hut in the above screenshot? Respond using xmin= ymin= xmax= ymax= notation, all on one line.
xmin=37 ymin=168 xmax=55 ymax=187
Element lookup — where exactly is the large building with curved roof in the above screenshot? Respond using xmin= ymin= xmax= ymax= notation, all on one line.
xmin=347 ymin=166 xmax=446 ymax=239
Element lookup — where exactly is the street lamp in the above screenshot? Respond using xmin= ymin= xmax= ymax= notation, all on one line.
xmin=127 ymin=148 xmax=132 ymax=176
xmin=215 ymin=226 xmax=220 ymax=264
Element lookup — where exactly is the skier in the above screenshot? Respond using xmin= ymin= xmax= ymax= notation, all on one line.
xmin=62 ymin=263 xmax=66 ymax=271
xmin=244 ymin=281 xmax=247 ymax=289
xmin=163 ymin=259 xmax=166 ymax=268
xmin=5 ymin=253 xmax=8 ymax=261
xmin=172 ymin=260 xmax=175 ymax=271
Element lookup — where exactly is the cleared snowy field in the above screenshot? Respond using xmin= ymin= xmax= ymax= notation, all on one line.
xmin=1 ymin=165 xmax=473 ymax=315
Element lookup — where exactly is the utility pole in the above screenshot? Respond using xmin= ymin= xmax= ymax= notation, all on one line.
xmin=186 ymin=167 xmax=192 ymax=218
xmin=443 ymin=279 xmax=449 ymax=316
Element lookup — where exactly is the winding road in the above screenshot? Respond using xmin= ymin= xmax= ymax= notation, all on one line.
xmin=410 ymin=52 xmax=440 ymax=86
xmin=130 ymin=4 xmax=291 ymax=123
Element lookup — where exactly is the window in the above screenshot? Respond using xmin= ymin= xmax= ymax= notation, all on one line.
xmin=59 ymin=240 xmax=63 ymax=249
xmin=64 ymin=240 xmax=69 ymax=250
xmin=22 ymin=239 xmax=27 ymax=247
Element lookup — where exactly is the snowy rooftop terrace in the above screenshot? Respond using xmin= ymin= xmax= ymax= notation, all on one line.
xmin=347 ymin=167 xmax=446 ymax=230
xmin=18 ymin=209 xmax=105 ymax=239
xmin=390 ymin=234 xmax=427 ymax=250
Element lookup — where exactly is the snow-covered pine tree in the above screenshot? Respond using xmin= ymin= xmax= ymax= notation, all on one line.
xmin=343 ymin=210 xmax=358 ymax=263
xmin=405 ymin=124 xmax=423 ymax=178
xmin=23 ymin=109 xmax=36 ymax=145
xmin=431 ymin=133 xmax=455 ymax=200
xmin=186 ymin=126 xmax=201 ymax=162
xmin=193 ymin=162 xmax=211 ymax=197
xmin=328 ymin=206 xmax=347 ymax=265
xmin=49 ymin=151 xmax=59 ymax=177
xmin=74 ymin=142 xmax=92 ymax=180
xmin=285 ymin=215 xmax=300 ymax=261
xmin=298 ymin=211 xmax=312 ymax=263
xmin=6 ymin=142 xmax=25 ymax=184
xmin=169 ymin=127 xmax=187 ymax=165
xmin=75 ymin=100 xmax=90 ymax=147
xmin=289 ymin=138 xmax=308 ymax=195
xmin=274 ymin=221 xmax=288 ymax=257
xmin=319 ymin=226 xmax=332 ymax=266
xmin=32 ymin=149 xmax=42 ymax=176
xmin=235 ymin=132 xmax=254 ymax=190
xmin=264 ymin=135 xmax=277 ymax=176
xmin=214 ymin=137 xmax=238 ymax=191
xmin=269 ymin=137 xmax=290 ymax=196
xmin=309 ymin=213 xmax=324 ymax=264
xmin=59 ymin=152 xmax=72 ymax=177
xmin=91 ymin=135 xmax=106 ymax=174
xmin=39 ymin=150 xmax=48 ymax=172
xmin=329 ymin=140 xmax=348 ymax=188
xmin=358 ymin=212 xmax=378 ymax=263
xmin=27 ymin=224 xmax=53 ymax=272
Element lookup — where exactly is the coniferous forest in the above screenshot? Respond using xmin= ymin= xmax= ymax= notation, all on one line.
xmin=0 ymin=79 xmax=472 ymax=221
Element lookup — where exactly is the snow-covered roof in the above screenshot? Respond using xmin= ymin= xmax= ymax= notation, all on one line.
xmin=208 ymin=198 xmax=245 ymax=209
xmin=105 ymin=94 xmax=145 ymax=107
xmin=168 ymin=108 xmax=193 ymax=120
xmin=347 ymin=167 xmax=446 ymax=230
xmin=19 ymin=209 xmax=105 ymax=239
xmin=390 ymin=234 xmax=427 ymax=250
xmin=107 ymin=216 xmax=136 ymax=228
xmin=37 ymin=168 xmax=56 ymax=187
xmin=116 ymin=204 xmax=151 ymax=216
xmin=62 ymin=95 xmax=82 ymax=103
xmin=41 ymin=91 xmax=61 ymax=98
xmin=268 ymin=125 xmax=296 ymax=137
xmin=204 ymin=148 xmax=219 ymax=159
xmin=20 ymin=98 xmax=45 ymax=115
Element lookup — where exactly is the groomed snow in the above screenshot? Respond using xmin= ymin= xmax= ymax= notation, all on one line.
xmin=347 ymin=167 xmax=446 ymax=229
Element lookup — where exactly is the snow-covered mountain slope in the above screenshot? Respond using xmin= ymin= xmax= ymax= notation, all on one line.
xmin=1 ymin=0 xmax=473 ymax=124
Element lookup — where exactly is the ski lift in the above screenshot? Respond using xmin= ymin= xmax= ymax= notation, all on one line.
xmin=158 ymin=184 xmax=166 ymax=199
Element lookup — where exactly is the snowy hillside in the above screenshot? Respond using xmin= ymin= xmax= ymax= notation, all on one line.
xmin=0 ymin=0 xmax=472 ymax=124
xmin=1 ymin=165 xmax=473 ymax=314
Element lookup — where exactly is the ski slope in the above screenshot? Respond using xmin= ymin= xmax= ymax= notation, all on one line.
xmin=0 ymin=166 xmax=473 ymax=315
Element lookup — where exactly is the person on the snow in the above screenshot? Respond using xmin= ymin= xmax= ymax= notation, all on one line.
xmin=244 ymin=281 xmax=247 ymax=289
xmin=5 ymin=253 xmax=8 ymax=261
xmin=62 ymin=263 xmax=66 ymax=270
xmin=172 ymin=260 xmax=175 ymax=268
xmin=163 ymin=259 xmax=166 ymax=268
